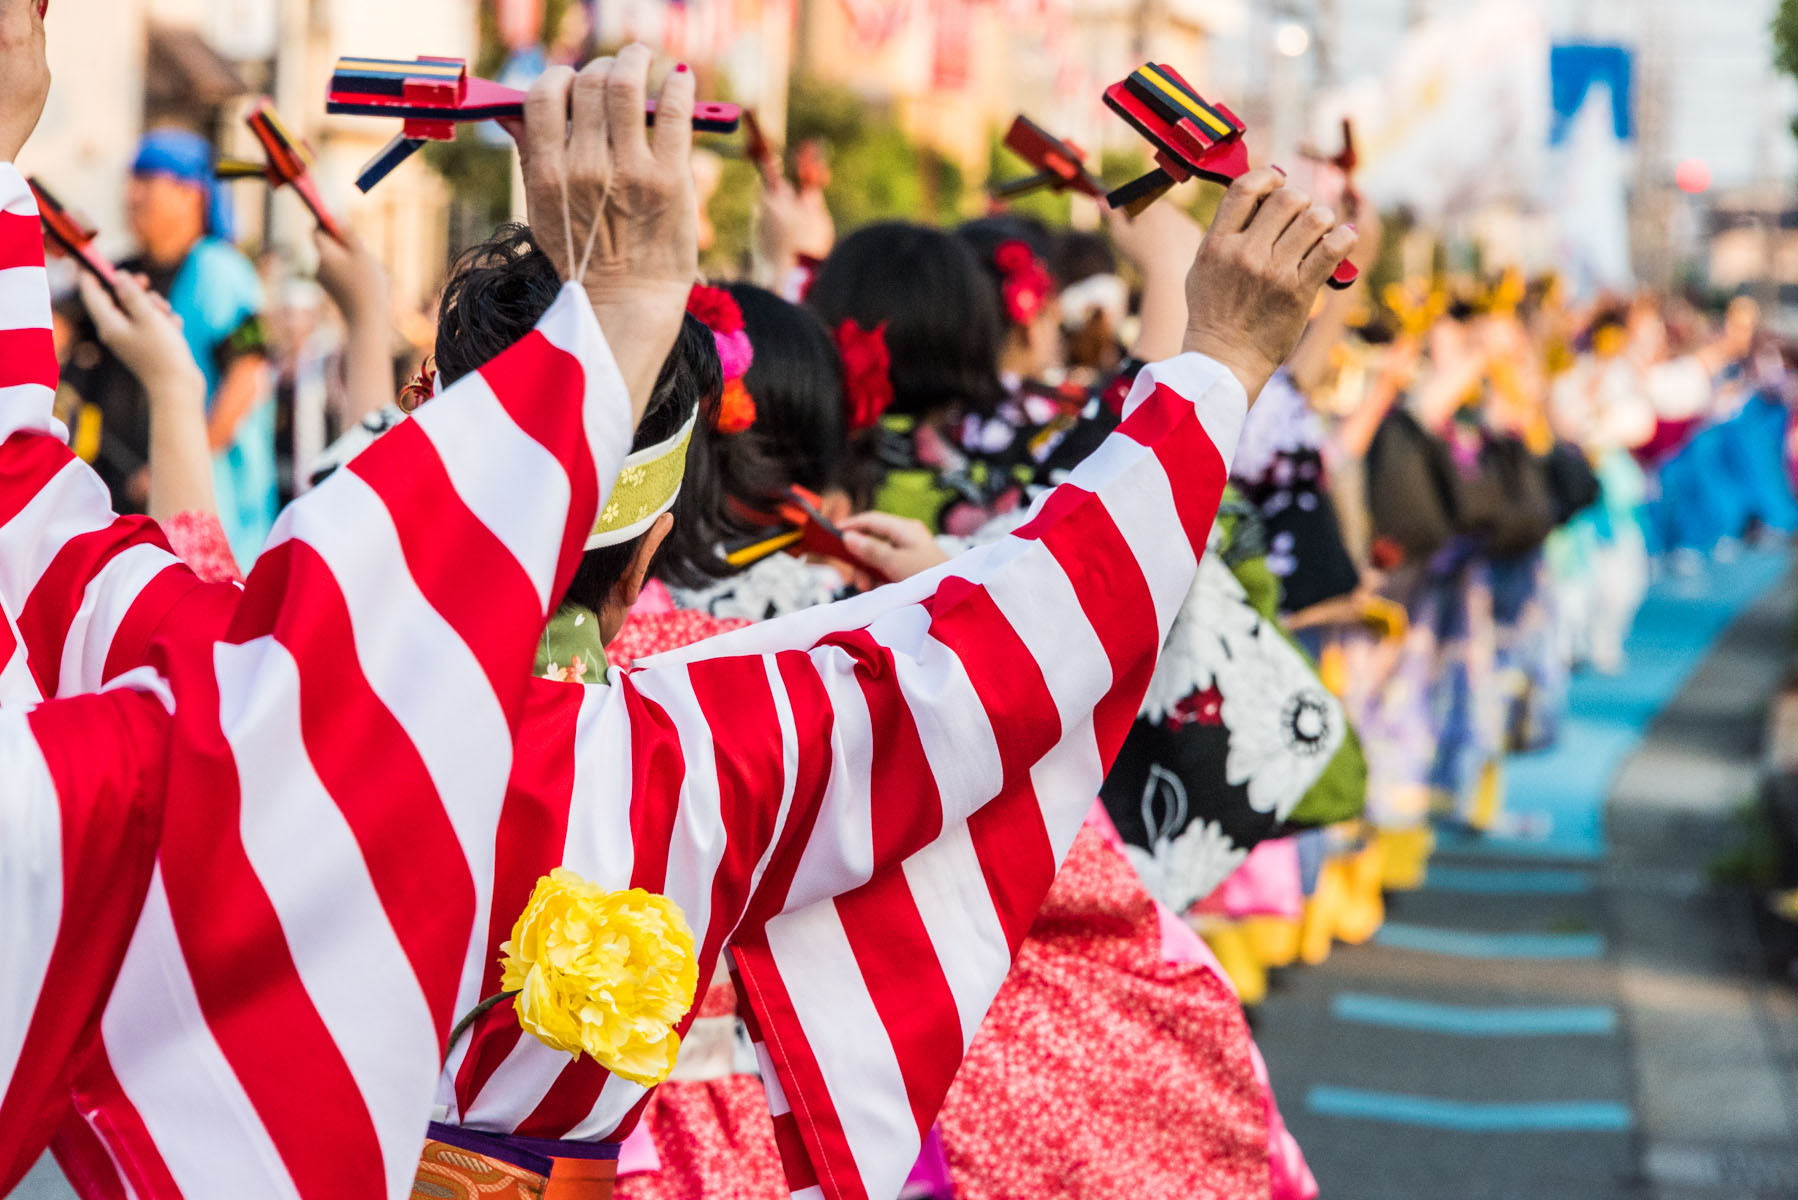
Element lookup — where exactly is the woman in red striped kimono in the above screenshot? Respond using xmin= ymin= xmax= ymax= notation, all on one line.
xmin=1 ymin=46 xmax=694 ymax=1193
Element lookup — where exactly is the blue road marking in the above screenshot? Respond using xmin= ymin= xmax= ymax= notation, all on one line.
xmin=1306 ymin=1085 xmax=1633 ymax=1132
xmin=1423 ymin=865 xmax=1595 ymax=895
xmin=1331 ymin=993 xmax=1617 ymax=1036
xmin=1372 ymin=922 xmax=1605 ymax=959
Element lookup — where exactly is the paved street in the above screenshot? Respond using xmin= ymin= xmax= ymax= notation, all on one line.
xmin=1258 ymin=549 xmax=1798 ymax=1200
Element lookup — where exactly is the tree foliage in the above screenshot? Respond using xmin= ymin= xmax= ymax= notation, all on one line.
xmin=786 ymin=77 xmax=966 ymax=232
xmin=1776 ymin=0 xmax=1798 ymax=140
xmin=1775 ymin=0 xmax=1798 ymax=83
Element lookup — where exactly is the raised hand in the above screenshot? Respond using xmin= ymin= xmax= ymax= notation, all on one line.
xmin=79 ymin=272 xmax=214 ymax=521
xmin=508 ymin=46 xmax=697 ymax=420
xmin=0 ymin=0 xmax=50 ymax=163
xmin=78 ymin=272 xmax=200 ymax=398
xmin=1181 ymin=167 xmax=1356 ymax=402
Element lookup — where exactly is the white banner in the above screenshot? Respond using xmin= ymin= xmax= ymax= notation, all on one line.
xmin=1310 ymin=0 xmax=1551 ymax=223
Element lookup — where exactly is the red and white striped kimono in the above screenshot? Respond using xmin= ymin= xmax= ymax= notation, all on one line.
xmin=423 ymin=361 xmax=1247 ymax=1200
xmin=3 ymin=160 xmax=1253 ymax=1199
xmin=0 ymin=160 xmax=637 ymax=1194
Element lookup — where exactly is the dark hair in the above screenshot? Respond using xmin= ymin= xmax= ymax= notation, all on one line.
xmin=433 ymin=224 xmax=729 ymax=608
xmin=805 ymin=221 xmax=1005 ymax=420
xmin=1051 ymin=230 xmax=1116 ymax=287
xmin=723 ymin=283 xmax=848 ymax=494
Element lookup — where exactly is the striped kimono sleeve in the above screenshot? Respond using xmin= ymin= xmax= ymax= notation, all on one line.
xmin=0 ymin=682 xmax=175 ymax=1192
xmin=616 ymin=353 xmax=1246 ymax=1200
xmin=59 ymin=283 xmax=638 ymax=1200
xmin=0 ymin=162 xmax=209 ymax=708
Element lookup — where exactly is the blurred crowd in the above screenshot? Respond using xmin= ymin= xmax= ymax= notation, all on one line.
xmin=36 ymin=87 xmax=1798 ymax=1200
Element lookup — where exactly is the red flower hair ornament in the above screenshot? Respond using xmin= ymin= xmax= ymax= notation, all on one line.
xmin=835 ymin=319 xmax=894 ymax=433
xmin=993 ymin=239 xmax=1052 ymax=327
xmin=686 ymin=284 xmax=757 ymax=434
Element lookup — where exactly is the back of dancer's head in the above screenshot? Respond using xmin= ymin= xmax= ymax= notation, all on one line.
xmin=723 ymin=283 xmax=848 ymax=496
xmin=805 ymin=221 xmax=1005 ymax=420
xmin=955 ymin=214 xmax=1055 ymax=304
xmin=1051 ymin=230 xmax=1117 ymax=288
xmin=434 ymin=224 xmax=727 ymax=604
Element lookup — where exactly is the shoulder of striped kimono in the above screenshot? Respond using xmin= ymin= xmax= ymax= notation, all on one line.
xmin=0 ymin=163 xmax=63 ymax=443
xmin=228 ymin=281 xmax=634 ymax=649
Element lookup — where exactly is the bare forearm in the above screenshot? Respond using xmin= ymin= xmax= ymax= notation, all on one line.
xmin=1132 ymin=265 xmax=1191 ymax=364
xmin=341 ymin=311 xmax=396 ymax=422
xmin=146 ymin=366 xmax=217 ymax=522
xmin=1285 ymin=287 xmax=1354 ymax=394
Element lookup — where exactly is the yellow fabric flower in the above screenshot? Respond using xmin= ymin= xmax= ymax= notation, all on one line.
xmin=499 ymin=869 xmax=699 ymax=1086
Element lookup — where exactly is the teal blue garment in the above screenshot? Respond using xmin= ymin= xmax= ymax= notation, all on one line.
xmin=169 ymin=237 xmax=275 ymax=562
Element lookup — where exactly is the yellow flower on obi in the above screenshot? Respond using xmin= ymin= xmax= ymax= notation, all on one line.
xmin=499 ymin=868 xmax=699 ymax=1086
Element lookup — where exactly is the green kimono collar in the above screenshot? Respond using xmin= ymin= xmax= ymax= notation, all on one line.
xmin=535 ymin=600 xmax=609 ymax=683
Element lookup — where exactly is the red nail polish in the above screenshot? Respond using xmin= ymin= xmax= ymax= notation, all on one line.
xmin=1272 ymin=164 xmax=1287 ymax=178
xmin=675 ymin=63 xmax=690 ymax=73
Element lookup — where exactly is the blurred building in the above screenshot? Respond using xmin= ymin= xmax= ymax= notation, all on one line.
xmin=1707 ymin=188 xmax=1798 ymax=314
xmin=24 ymin=0 xmax=477 ymax=311
xmin=789 ymin=0 xmax=1246 ymax=176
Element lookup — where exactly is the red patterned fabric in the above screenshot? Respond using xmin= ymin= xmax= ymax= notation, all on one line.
xmin=615 ymin=1072 xmax=786 ymax=1200
xmin=936 ymin=825 xmax=1273 ymax=1200
xmin=160 ymin=512 xmax=243 ymax=584
xmin=606 ymin=610 xmax=751 ymax=670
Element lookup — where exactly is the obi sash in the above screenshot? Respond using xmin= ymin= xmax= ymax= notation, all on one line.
xmin=412 ymin=1122 xmax=619 ymax=1200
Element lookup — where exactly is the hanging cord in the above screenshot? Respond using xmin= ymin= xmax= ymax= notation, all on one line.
xmin=558 ymin=148 xmax=608 ymax=286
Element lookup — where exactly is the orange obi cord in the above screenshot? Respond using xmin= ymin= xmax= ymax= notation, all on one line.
xmin=544 ymin=1156 xmax=617 ymax=1200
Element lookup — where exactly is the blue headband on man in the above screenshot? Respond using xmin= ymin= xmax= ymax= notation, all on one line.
xmin=132 ymin=128 xmax=233 ymax=239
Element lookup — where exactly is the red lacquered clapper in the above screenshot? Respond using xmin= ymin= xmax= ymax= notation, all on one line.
xmin=990 ymin=115 xmax=1105 ymax=201
xmin=1104 ymin=64 xmax=1358 ymax=290
xmin=217 ymin=100 xmax=346 ymax=243
xmin=326 ymin=56 xmax=742 ymax=192
xmin=723 ymin=486 xmax=882 ymax=582
xmin=27 ymin=178 xmax=120 ymax=300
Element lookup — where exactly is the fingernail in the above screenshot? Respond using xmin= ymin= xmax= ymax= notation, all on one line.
xmin=675 ymin=62 xmax=689 ymax=73
xmin=1271 ymin=164 xmax=1287 ymax=178
xmin=1344 ymin=223 xmax=1357 ymax=232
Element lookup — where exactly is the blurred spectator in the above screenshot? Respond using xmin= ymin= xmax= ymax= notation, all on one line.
xmin=62 ymin=127 xmax=274 ymax=560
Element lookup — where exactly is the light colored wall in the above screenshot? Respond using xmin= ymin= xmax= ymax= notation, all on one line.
xmin=21 ymin=0 xmax=150 ymax=258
